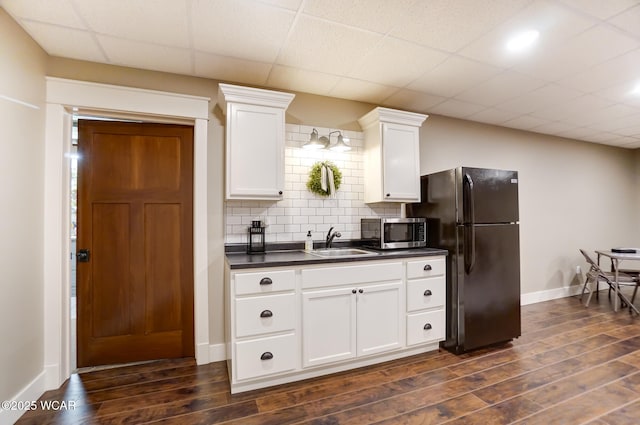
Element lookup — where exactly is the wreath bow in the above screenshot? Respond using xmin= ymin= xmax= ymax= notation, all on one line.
xmin=307 ymin=161 xmax=342 ymax=198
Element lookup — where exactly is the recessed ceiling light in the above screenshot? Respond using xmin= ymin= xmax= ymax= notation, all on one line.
xmin=506 ymin=30 xmax=539 ymax=53
xmin=631 ymin=83 xmax=640 ymax=96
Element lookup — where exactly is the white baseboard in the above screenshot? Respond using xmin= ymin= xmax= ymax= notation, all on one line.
xmin=43 ymin=364 xmax=60 ymax=391
xmin=0 ymin=370 xmax=46 ymax=425
xmin=521 ymin=285 xmax=581 ymax=306
xmin=209 ymin=343 xmax=227 ymax=362
xmin=195 ymin=343 xmax=210 ymax=365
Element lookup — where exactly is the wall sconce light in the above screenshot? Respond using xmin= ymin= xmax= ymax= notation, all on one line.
xmin=303 ymin=128 xmax=351 ymax=152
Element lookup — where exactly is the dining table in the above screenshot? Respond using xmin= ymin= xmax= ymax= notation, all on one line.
xmin=595 ymin=250 xmax=640 ymax=315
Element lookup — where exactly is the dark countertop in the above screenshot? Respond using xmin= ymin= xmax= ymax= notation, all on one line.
xmin=226 ymin=247 xmax=448 ymax=269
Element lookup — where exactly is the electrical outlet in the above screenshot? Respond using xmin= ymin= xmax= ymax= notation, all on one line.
xmin=576 ymin=265 xmax=582 ymax=275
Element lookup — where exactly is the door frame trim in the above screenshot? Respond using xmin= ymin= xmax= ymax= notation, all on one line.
xmin=43 ymin=77 xmax=210 ymax=390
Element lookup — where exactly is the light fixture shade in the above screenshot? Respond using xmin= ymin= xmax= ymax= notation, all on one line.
xmin=303 ymin=128 xmax=328 ymax=149
xmin=329 ymin=133 xmax=351 ymax=152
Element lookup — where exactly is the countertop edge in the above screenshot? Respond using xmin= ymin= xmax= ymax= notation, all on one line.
xmin=226 ymin=248 xmax=448 ymax=270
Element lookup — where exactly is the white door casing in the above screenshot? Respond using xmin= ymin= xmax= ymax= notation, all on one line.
xmin=43 ymin=77 xmax=210 ymax=390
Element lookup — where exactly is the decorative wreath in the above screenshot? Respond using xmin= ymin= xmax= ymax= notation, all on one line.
xmin=306 ymin=161 xmax=342 ymax=197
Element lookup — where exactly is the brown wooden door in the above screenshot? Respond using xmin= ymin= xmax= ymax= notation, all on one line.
xmin=77 ymin=120 xmax=194 ymax=367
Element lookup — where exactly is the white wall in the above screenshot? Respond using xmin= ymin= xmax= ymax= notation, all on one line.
xmin=0 ymin=7 xmax=47 ymax=402
xmin=420 ymin=115 xmax=639 ymax=295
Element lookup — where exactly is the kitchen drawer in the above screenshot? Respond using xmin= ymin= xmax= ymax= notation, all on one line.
xmin=301 ymin=261 xmax=402 ymax=289
xmin=235 ymin=333 xmax=297 ymax=381
xmin=406 ymin=257 xmax=445 ymax=279
xmin=406 ymin=276 xmax=445 ymax=312
xmin=234 ymin=269 xmax=295 ymax=295
xmin=235 ymin=293 xmax=295 ymax=338
xmin=406 ymin=309 xmax=445 ymax=346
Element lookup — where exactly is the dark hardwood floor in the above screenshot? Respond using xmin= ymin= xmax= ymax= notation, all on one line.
xmin=16 ymin=291 xmax=640 ymax=424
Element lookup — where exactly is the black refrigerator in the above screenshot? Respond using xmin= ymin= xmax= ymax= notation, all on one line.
xmin=406 ymin=167 xmax=521 ymax=354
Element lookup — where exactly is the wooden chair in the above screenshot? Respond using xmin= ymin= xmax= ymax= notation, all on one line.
xmin=579 ymin=249 xmax=639 ymax=311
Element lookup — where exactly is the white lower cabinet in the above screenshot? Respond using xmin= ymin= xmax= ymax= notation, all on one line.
xmin=407 ymin=310 xmax=445 ymax=346
xmin=405 ymin=258 xmax=446 ymax=347
xmin=302 ymin=287 xmax=357 ymax=367
xmin=226 ymin=255 xmax=446 ymax=393
xmin=235 ymin=333 xmax=297 ymax=381
xmin=302 ymin=281 xmax=403 ymax=368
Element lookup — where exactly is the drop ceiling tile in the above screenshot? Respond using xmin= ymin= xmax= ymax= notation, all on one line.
xmin=329 ymin=78 xmax=398 ymax=104
xmin=530 ymin=121 xmax=576 ymax=134
xmin=98 ymin=35 xmax=192 ymax=75
xmin=557 ymin=0 xmax=638 ymax=20
xmin=615 ymin=124 xmax=640 ymax=137
xmin=593 ymin=105 xmax=640 ymax=123
xmin=587 ymin=112 xmax=640 ymax=132
xmin=73 ymin=0 xmax=190 ymax=48
xmin=609 ymin=5 xmax=640 ymax=38
xmin=381 ymin=89 xmax=446 ymax=112
xmin=302 ymin=0 xmax=417 ymax=34
xmin=277 ymin=15 xmax=383 ymax=75
xmin=390 ymin=0 xmax=530 ymax=52
xmin=455 ymin=71 xmax=546 ymax=106
xmin=21 ymin=21 xmax=106 ymax=62
xmin=529 ymin=94 xmax=613 ymax=123
xmin=583 ymin=132 xmax=624 ymax=144
xmin=503 ymin=115 xmax=549 ymax=130
xmin=408 ymin=56 xmax=502 ymax=98
xmin=254 ymin=0 xmax=303 ymax=11
xmin=595 ymin=79 xmax=640 ymax=105
xmin=192 ymin=0 xmax=295 ymax=63
xmin=459 ymin=0 xmax=594 ymax=69
xmin=497 ymin=83 xmax=583 ymax=114
xmin=513 ymin=24 xmax=638 ymax=81
xmin=348 ymin=37 xmax=448 ymax=87
xmin=467 ymin=107 xmax=523 ymax=125
xmin=0 ymin=0 xmax=85 ymax=28
xmin=556 ymin=126 xmax=602 ymax=140
xmin=195 ymin=52 xmax=271 ymax=85
xmin=428 ymin=99 xmax=487 ymax=119
xmin=266 ymin=65 xmax=339 ymax=95
xmin=559 ymin=49 xmax=640 ymax=93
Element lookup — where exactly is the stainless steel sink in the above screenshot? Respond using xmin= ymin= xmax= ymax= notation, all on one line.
xmin=308 ymin=248 xmax=379 ymax=258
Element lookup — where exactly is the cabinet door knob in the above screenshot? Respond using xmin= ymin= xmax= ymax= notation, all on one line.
xmin=260 ymin=277 xmax=273 ymax=285
xmin=386 ymin=193 xmax=391 ymax=197
xmin=260 ymin=352 xmax=273 ymax=361
xmin=278 ymin=191 xmax=283 ymax=195
xmin=423 ymin=264 xmax=432 ymax=271
xmin=424 ymin=289 xmax=432 ymax=296
xmin=358 ymin=289 xmax=364 ymax=294
xmin=260 ymin=310 xmax=273 ymax=318
xmin=352 ymin=289 xmax=357 ymax=294
xmin=424 ymin=323 xmax=432 ymax=330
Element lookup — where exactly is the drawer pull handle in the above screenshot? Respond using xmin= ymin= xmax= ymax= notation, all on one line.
xmin=424 ymin=323 xmax=432 ymax=330
xmin=424 ymin=264 xmax=432 ymax=271
xmin=260 ymin=277 xmax=273 ymax=285
xmin=260 ymin=310 xmax=273 ymax=318
xmin=261 ymin=352 xmax=273 ymax=361
xmin=424 ymin=290 xmax=432 ymax=296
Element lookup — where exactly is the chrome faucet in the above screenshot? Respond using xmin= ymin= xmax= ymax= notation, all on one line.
xmin=325 ymin=226 xmax=341 ymax=248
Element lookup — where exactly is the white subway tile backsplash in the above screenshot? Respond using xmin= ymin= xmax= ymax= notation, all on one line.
xmin=224 ymin=125 xmax=400 ymax=244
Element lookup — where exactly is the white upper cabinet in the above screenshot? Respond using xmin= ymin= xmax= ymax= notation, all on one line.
xmin=218 ymin=84 xmax=295 ymax=200
xmin=358 ymin=107 xmax=428 ymax=204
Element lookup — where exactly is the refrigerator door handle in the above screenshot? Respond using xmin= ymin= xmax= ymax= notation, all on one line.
xmin=463 ymin=173 xmax=476 ymax=274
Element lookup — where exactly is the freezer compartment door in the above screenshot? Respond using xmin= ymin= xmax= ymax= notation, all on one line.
xmin=457 ymin=167 xmax=519 ymax=224
xmin=456 ymin=223 xmax=521 ymax=351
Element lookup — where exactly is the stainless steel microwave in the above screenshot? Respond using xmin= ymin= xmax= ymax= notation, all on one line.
xmin=360 ymin=218 xmax=426 ymax=250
